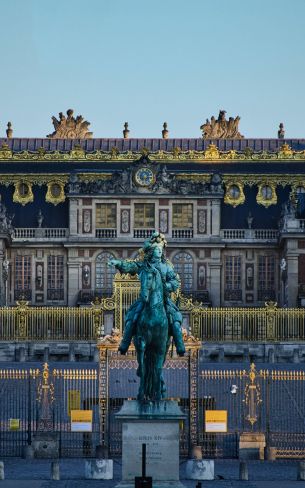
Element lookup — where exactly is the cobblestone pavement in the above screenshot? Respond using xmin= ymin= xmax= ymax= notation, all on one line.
xmin=0 ymin=459 xmax=304 ymax=487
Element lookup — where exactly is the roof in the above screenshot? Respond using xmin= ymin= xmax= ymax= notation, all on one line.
xmin=1 ymin=138 xmax=305 ymax=152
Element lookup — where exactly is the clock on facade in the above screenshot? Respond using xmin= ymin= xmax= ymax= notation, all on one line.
xmin=134 ymin=167 xmax=155 ymax=187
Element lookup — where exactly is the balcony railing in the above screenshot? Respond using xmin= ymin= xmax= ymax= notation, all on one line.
xmin=13 ymin=228 xmax=69 ymax=240
xmin=221 ymin=229 xmax=278 ymax=241
xmin=78 ymin=289 xmax=113 ymax=304
xmin=172 ymin=229 xmax=194 ymax=239
xmin=95 ymin=229 xmax=117 ymax=239
xmin=47 ymin=289 xmax=65 ymax=301
xmin=134 ymin=229 xmax=154 ymax=239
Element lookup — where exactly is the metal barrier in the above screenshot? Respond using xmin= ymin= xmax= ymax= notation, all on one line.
xmin=1 ymin=357 xmax=305 ymax=459
xmin=0 ymin=363 xmax=99 ymax=457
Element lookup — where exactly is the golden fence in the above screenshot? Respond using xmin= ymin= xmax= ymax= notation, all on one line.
xmin=2 ymin=275 xmax=305 ymax=341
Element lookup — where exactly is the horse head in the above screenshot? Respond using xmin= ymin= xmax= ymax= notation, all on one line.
xmin=140 ymin=268 xmax=156 ymax=303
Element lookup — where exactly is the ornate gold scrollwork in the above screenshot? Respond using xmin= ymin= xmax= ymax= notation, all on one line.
xmin=256 ymin=182 xmax=277 ymax=208
xmin=224 ymin=181 xmax=245 ymax=207
xmin=70 ymin=144 xmax=86 ymax=159
xmin=0 ymin=143 xmax=13 ymax=160
xmin=45 ymin=181 xmax=66 ymax=205
xmin=13 ymin=181 xmax=34 ymax=206
xmin=278 ymin=143 xmax=293 ymax=158
xmin=204 ymin=143 xmax=220 ymax=160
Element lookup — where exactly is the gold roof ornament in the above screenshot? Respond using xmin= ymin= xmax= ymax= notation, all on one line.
xmin=200 ymin=110 xmax=244 ymax=139
xmin=47 ymin=109 xmax=93 ymax=139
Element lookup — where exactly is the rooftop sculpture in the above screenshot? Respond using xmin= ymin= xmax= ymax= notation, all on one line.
xmin=200 ymin=110 xmax=244 ymax=139
xmin=47 ymin=109 xmax=93 ymax=139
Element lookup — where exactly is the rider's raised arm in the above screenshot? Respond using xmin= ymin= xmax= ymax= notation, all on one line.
xmin=110 ymin=259 xmax=140 ymax=275
xmin=165 ymin=266 xmax=181 ymax=293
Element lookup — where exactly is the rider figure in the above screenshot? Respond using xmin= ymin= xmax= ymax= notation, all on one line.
xmin=108 ymin=231 xmax=186 ymax=356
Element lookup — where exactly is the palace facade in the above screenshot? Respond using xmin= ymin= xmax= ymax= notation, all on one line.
xmin=0 ymin=111 xmax=305 ymax=310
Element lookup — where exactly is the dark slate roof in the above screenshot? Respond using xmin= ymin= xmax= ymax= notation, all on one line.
xmin=1 ymin=138 xmax=305 ymax=152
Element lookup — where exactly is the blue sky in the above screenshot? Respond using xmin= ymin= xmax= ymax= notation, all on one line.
xmin=0 ymin=0 xmax=305 ymax=139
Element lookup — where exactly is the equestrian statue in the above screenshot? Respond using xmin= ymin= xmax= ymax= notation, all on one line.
xmin=108 ymin=231 xmax=185 ymax=402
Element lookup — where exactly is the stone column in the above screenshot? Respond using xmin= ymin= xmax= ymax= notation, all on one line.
xmin=67 ymin=249 xmax=80 ymax=306
xmin=209 ymin=249 xmax=222 ymax=306
xmin=210 ymin=199 xmax=221 ymax=237
xmin=69 ymin=198 xmax=79 ymax=236
xmin=286 ymin=240 xmax=299 ymax=307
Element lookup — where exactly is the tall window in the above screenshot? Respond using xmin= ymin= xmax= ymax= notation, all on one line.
xmin=15 ymin=255 xmax=32 ymax=299
xmin=172 ymin=204 xmax=193 ymax=228
xmin=96 ymin=252 xmax=116 ymax=292
xmin=134 ymin=204 xmax=155 ymax=228
xmin=258 ymin=255 xmax=275 ymax=300
xmin=173 ymin=252 xmax=193 ymax=292
xmin=224 ymin=256 xmax=242 ymax=301
xmin=96 ymin=204 xmax=117 ymax=228
xmin=47 ymin=255 xmax=64 ymax=300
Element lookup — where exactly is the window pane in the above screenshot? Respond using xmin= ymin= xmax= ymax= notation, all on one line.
xmin=47 ymin=255 xmax=64 ymax=290
xmin=134 ymin=204 xmax=155 ymax=228
xmin=96 ymin=252 xmax=116 ymax=291
xmin=15 ymin=256 xmax=31 ymax=289
xmin=258 ymin=255 xmax=275 ymax=300
xmin=172 ymin=204 xmax=193 ymax=228
xmin=96 ymin=204 xmax=117 ymax=228
xmin=224 ymin=255 xmax=242 ymax=300
xmin=173 ymin=252 xmax=193 ymax=292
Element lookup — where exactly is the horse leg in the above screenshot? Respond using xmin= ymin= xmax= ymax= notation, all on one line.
xmin=136 ymin=338 xmax=146 ymax=402
xmin=154 ymin=348 xmax=166 ymax=402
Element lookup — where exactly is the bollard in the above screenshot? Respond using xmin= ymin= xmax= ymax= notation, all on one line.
xmin=297 ymin=461 xmax=305 ymax=481
xmin=19 ymin=345 xmax=26 ymax=362
xmin=23 ymin=444 xmax=34 ymax=460
xmin=51 ymin=461 xmax=60 ymax=480
xmin=0 ymin=461 xmax=4 ymax=480
xmin=239 ymin=461 xmax=248 ymax=481
xmin=43 ymin=346 xmax=50 ymax=362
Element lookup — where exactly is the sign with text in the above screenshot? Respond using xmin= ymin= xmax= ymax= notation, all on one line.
xmin=205 ymin=410 xmax=227 ymax=433
xmin=71 ymin=410 xmax=92 ymax=432
xmin=9 ymin=419 xmax=20 ymax=431
xmin=68 ymin=390 xmax=81 ymax=416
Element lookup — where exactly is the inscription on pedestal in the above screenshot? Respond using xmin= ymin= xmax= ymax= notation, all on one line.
xmin=122 ymin=422 xmax=179 ymax=481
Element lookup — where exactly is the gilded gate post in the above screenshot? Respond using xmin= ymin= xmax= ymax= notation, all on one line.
xmin=183 ymin=330 xmax=202 ymax=452
xmin=16 ymin=299 xmax=30 ymax=340
xmin=97 ymin=329 xmax=122 ymax=456
xmin=265 ymin=301 xmax=277 ymax=341
xmin=91 ymin=298 xmax=104 ymax=338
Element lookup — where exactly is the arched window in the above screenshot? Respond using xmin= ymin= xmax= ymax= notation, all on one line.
xmin=95 ymin=252 xmax=116 ymax=292
xmin=172 ymin=252 xmax=193 ymax=293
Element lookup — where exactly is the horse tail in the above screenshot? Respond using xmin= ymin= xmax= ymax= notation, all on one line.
xmin=144 ymin=348 xmax=159 ymax=400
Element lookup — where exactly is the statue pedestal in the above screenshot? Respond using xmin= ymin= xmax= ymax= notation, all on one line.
xmin=115 ymin=400 xmax=186 ymax=488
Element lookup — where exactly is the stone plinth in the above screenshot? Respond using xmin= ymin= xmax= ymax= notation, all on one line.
xmin=185 ymin=459 xmax=214 ymax=480
xmin=85 ymin=459 xmax=113 ymax=479
xmin=239 ymin=432 xmax=265 ymax=460
xmin=32 ymin=433 xmax=59 ymax=458
xmin=115 ymin=400 xmax=186 ymax=488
